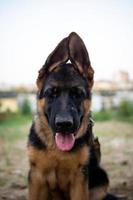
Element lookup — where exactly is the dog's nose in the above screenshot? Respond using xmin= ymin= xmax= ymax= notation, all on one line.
xmin=55 ymin=115 xmax=73 ymax=132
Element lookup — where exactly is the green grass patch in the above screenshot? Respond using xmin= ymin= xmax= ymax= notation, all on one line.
xmin=0 ymin=113 xmax=32 ymax=126
xmin=93 ymin=110 xmax=133 ymax=123
xmin=93 ymin=110 xmax=114 ymax=121
xmin=0 ymin=113 xmax=32 ymax=142
xmin=0 ymin=125 xmax=28 ymax=142
xmin=115 ymin=115 xmax=133 ymax=123
xmin=93 ymin=99 xmax=133 ymax=123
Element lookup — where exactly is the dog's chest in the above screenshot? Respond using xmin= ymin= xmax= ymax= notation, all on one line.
xmin=29 ymin=145 xmax=89 ymax=191
xmin=46 ymin=163 xmax=74 ymax=191
xmin=43 ymin=146 xmax=89 ymax=190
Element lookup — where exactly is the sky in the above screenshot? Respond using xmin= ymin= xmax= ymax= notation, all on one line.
xmin=0 ymin=0 xmax=133 ymax=85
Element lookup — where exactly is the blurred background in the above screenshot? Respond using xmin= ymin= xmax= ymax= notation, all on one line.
xmin=0 ymin=0 xmax=133 ymax=199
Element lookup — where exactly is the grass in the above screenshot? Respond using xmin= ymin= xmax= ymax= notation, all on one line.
xmin=93 ymin=110 xmax=113 ymax=121
xmin=93 ymin=110 xmax=133 ymax=123
xmin=0 ymin=113 xmax=32 ymax=141
xmin=93 ymin=99 xmax=133 ymax=123
xmin=0 ymin=113 xmax=32 ymax=126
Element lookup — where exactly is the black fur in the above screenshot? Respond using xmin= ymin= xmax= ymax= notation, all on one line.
xmin=89 ymin=166 xmax=109 ymax=189
xmin=28 ymin=170 xmax=31 ymax=183
xmin=104 ymin=193 xmax=118 ymax=200
xmin=82 ymin=138 xmax=109 ymax=190
xmin=71 ymin=122 xmax=93 ymax=152
xmin=28 ymin=124 xmax=46 ymax=150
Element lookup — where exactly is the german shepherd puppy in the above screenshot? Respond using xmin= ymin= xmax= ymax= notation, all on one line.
xmin=28 ymin=32 xmax=117 ymax=200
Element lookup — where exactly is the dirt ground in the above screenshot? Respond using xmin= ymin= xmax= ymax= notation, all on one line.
xmin=0 ymin=121 xmax=133 ymax=199
xmin=94 ymin=121 xmax=133 ymax=200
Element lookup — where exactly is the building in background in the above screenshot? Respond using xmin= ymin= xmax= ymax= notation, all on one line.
xmin=92 ymin=71 xmax=133 ymax=111
xmin=0 ymin=92 xmax=18 ymax=112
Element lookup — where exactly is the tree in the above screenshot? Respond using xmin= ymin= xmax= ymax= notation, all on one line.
xmin=20 ymin=98 xmax=32 ymax=115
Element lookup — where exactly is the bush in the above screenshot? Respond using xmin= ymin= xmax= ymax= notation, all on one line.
xmin=20 ymin=98 xmax=32 ymax=115
xmin=93 ymin=100 xmax=133 ymax=122
xmin=93 ymin=110 xmax=113 ymax=121
xmin=117 ymin=99 xmax=133 ymax=117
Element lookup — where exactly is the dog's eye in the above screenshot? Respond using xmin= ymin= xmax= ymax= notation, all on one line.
xmin=70 ymin=88 xmax=85 ymax=99
xmin=44 ymin=87 xmax=59 ymax=98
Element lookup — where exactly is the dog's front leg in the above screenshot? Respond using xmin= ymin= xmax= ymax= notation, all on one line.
xmin=28 ymin=168 xmax=49 ymax=200
xmin=70 ymin=172 xmax=89 ymax=200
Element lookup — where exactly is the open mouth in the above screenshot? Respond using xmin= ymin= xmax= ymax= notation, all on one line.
xmin=55 ymin=133 xmax=75 ymax=151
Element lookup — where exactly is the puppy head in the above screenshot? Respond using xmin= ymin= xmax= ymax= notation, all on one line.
xmin=36 ymin=32 xmax=94 ymax=151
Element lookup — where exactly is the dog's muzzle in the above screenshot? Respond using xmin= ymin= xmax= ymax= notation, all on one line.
xmin=54 ymin=114 xmax=76 ymax=151
xmin=55 ymin=115 xmax=74 ymax=133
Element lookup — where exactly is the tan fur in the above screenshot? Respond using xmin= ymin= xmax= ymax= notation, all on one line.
xmin=87 ymin=67 xmax=94 ymax=89
xmin=28 ymin=144 xmax=89 ymax=200
xmin=75 ymin=99 xmax=91 ymax=139
xmin=36 ymin=99 xmax=55 ymax=148
xmin=36 ymin=68 xmax=45 ymax=90
xmin=92 ymin=138 xmax=101 ymax=164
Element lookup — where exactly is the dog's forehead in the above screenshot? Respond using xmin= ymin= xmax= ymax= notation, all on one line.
xmin=44 ymin=64 xmax=87 ymax=88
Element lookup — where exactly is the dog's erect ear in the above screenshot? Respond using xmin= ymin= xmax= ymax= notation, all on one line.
xmin=37 ymin=37 xmax=69 ymax=89
xmin=68 ymin=32 xmax=94 ymax=89
xmin=45 ymin=37 xmax=69 ymax=71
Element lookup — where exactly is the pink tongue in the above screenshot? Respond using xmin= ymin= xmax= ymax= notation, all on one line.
xmin=55 ymin=133 xmax=75 ymax=151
